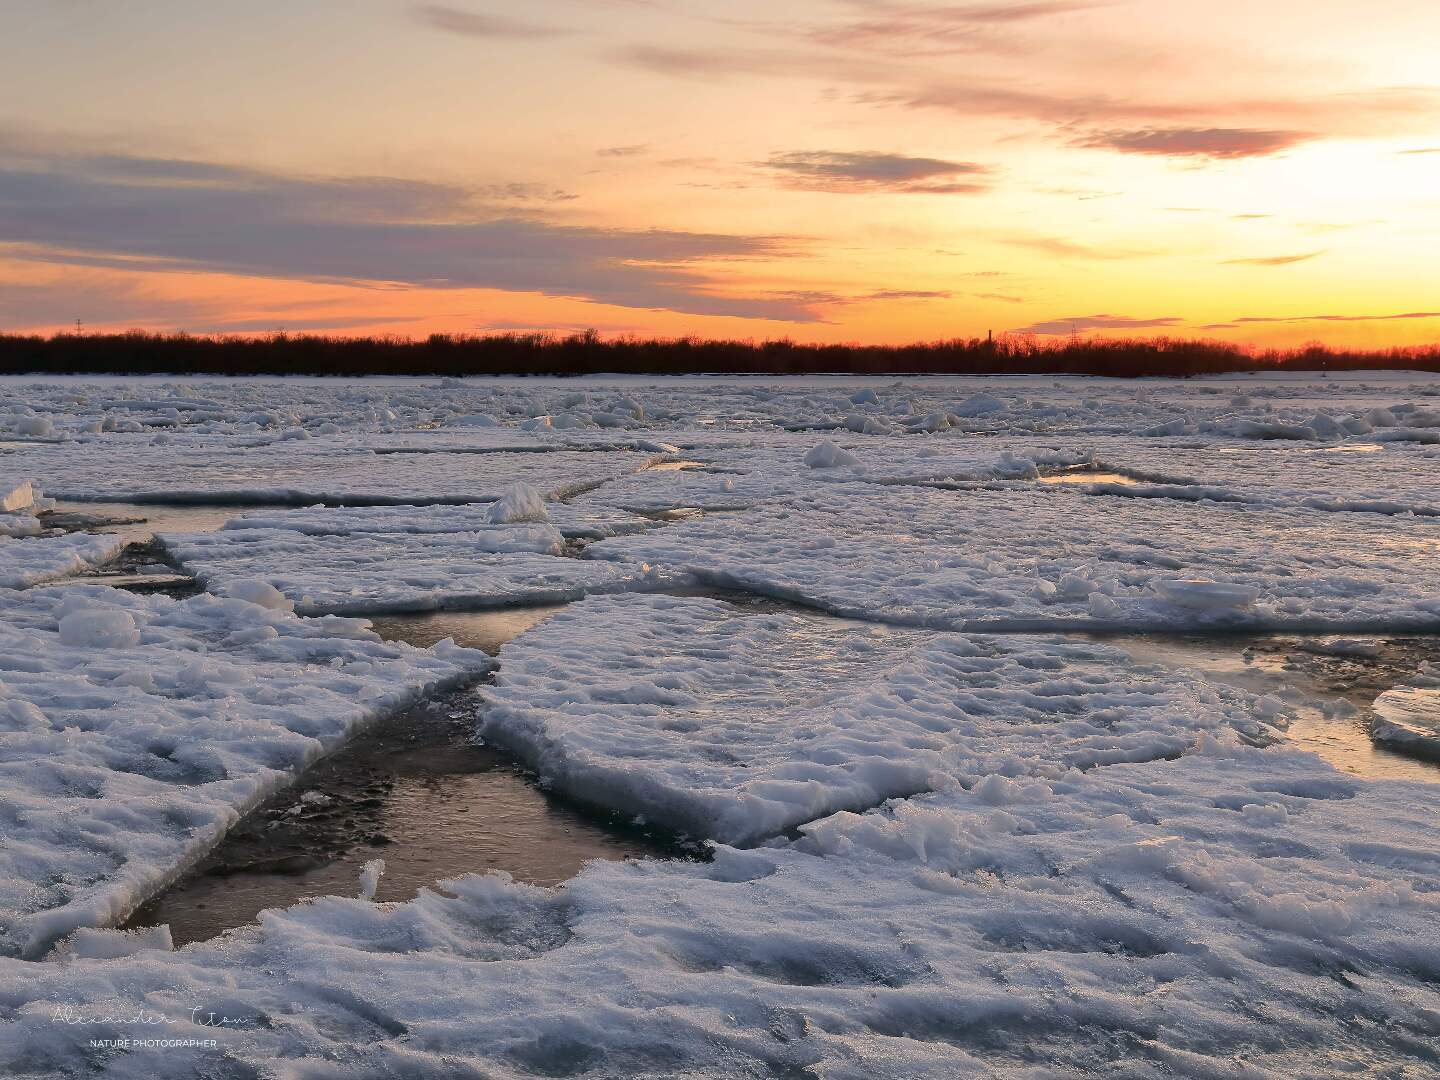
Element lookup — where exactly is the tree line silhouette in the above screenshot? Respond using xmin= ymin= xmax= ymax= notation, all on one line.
xmin=2 ymin=330 xmax=1437 ymax=378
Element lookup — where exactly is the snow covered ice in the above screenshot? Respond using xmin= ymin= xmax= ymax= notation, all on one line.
xmin=0 ymin=584 xmax=490 ymax=959
xmin=480 ymin=595 xmax=1273 ymax=844
xmin=1 ymin=372 xmax=1439 ymax=1077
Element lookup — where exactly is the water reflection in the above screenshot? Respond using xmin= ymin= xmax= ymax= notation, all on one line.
xmin=126 ymin=605 xmax=688 ymax=946
xmin=44 ymin=499 xmax=277 ymax=547
xmin=1090 ymin=632 xmax=1440 ymax=783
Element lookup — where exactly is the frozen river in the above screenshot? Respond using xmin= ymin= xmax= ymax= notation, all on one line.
xmin=3 ymin=372 xmax=1439 ymax=1077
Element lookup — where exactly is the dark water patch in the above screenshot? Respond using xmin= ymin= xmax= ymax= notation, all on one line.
xmin=70 ymin=538 xmax=201 ymax=598
xmin=368 ymin=606 xmax=567 ymax=653
xmin=1036 ymin=466 xmax=1140 ymax=486
xmin=633 ymin=506 xmax=707 ymax=521
xmin=126 ymin=606 xmax=690 ymax=946
xmin=1085 ymin=632 xmax=1440 ymax=783
xmin=45 ymin=499 xmax=277 ymax=547
xmin=640 ymin=460 xmax=708 ymax=472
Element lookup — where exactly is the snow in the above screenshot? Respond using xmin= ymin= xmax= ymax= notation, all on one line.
xmin=2 ymin=372 xmax=1439 ymax=1077
xmin=480 ymin=595 xmax=1272 ymax=844
xmin=0 ymin=585 xmax=490 ymax=958
xmin=2 ymin=740 xmax=1436 ymax=1076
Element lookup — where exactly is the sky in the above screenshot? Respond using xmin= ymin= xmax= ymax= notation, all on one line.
xmin=2 ymin=0 xmax=1439 ymax=348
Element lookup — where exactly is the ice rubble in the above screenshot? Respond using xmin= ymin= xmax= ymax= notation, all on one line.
xmin=589 ymin=484 xmax=1440 ymax=631
xmin=481 ymin=596 xmax=1268 ymax=844
xmin=0 ymin=585 xmax=490 ymax=958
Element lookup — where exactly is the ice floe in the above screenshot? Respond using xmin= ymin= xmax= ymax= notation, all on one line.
xmin=0 ymin=585 xmax=489 ymax=957
xmin=481 ymin=595 xmax=1271 ymax=843
xmin=589 ymin=484 xmax=1440 ymax=631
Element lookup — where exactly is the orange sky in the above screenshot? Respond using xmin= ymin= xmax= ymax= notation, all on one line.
xmin=2 ymin=0 xmax=1439 ymax=348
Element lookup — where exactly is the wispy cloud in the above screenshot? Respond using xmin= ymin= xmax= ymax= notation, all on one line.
xmin=1230 ymin=311 xmax=1440 ymax=324
xmin=1074 ymin=127 xmax=1313 ymax=159
xmin=760 ymin=150 xmax=990 ymax=193
xmin=810 ymin=1 xmax=1106 ymax=52
xmin=0 ymin=145 xmax=815 ymax=321
xmin=1013 ymin=313 xmax=1183 ymax=335
xmin=412 ymin=3 xmax=564 ymax=40
xmin=999 ymin=235 xmax=1145 ymax=260
xmin=1222 ymin=251 xmax=1325 ymax=266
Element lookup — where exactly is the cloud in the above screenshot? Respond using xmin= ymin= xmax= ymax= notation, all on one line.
xmin=0 ymin=145 xmax=815 ymax=321
xmin=808 ymin=1 xmax=1106 ymax=53
xmin=597 ymin=145 xmax=650 ymax=158
xmin=764 ymin=287 xmax=953 ymax=308
xmin=998 ymin=235 xmax=1144 ymax=260
xmin=474 ymin=319 xmax=648 ymax=335
xmin=760 ymin=150 xmax=990 ymax=193
xmin=412 ymin=4 xmax=564 ymax=39
xmin=0 ymin=265 xmax=421 ymax=334
xmin=860 ymin=288 xmax=952 ymax=300
xmin=1012 ymin=313 xmax=1183 ymax=335
xmin=938 ymin=1 xmax=1107 ymax=21
xmin=1222 ymin=251 xmax=1325 ymax=266
xmin=1229 ymin=311 xmax=1440 ymax=324
xmin=872 ymin=81 xmax=1440 ymax=137
xmin=1073 ymin=127 xmax=1313 ymax=158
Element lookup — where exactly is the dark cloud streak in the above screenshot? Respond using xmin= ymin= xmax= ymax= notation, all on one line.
xmin=760 ymin=150 xmax=990 ymax=193
xmin=1074 ymin=127 xmax=1313 ymax=158
xmin=0 ymin=148 xmax=815 ymax=321
xmin=412 ymin=4 xmax=565 ymax=40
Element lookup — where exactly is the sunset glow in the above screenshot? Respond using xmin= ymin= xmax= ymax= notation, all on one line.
xmin=3 ymin=0 xmax=1439 ymax=346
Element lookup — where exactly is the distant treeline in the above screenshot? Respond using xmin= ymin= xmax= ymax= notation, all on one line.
xmin=2 ymin=331 xmax=1439 ymax=378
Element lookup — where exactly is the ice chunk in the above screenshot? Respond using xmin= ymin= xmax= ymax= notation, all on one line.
xmin=803 ymin=440 xmax=860 ymax=469
xmin=1151 ymin=579 xmax=1260 ymax=612
xmin=953 ymin=392 xmax=1005 ymax=416
xmin=1371 ymin=686 xmax=1440 ymax=758
xmin=220 ymin=578 xmax=296 ymax=613
xmin=0 ymin=479 xmax=34 ymax=513
xmin=358 ymin=859 xmax=385 ymax=902
xmin=61 ymin=925 xmax=173 ymax=959
xmin=487 ymin=483 xmax=549 ymax=524
xmin=56 ymin=608 xmax=140 ymax=649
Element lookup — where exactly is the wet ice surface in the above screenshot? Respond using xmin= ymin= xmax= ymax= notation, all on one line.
xmin=43 ymin=499 xmax=278 ymax=548
xmin=126 ymin=607 xmax=685 ymax=947
xmin=6 ymin=374 xmax=1440 ymax=1078
xmin=1091 ymin=633 xmax=1440 ymax=783
xmin=1035 ymin=466 xmax=1141 ymax=486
